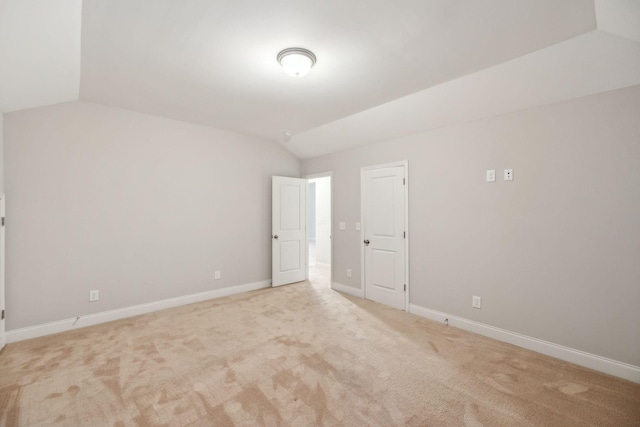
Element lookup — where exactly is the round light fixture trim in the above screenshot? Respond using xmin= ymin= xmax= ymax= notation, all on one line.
xmin=277 ymin=48 xmax=317 ymax=77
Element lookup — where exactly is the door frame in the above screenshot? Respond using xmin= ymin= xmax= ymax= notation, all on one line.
xmin=303 ymin=172 xmax=333 ymax=286
xmin=360 ymin=161 xmax=409 ymax=310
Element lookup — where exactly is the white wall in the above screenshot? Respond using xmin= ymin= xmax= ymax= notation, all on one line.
xmin=313 ymin=177 xmax=331 ymax=265
xmin=302 ymin=85 xmax=640 ymax=367
xmin=4 ymin=101 xmax=300 ymax=330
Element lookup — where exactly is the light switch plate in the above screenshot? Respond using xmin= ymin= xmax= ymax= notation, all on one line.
xmin=486 ymin=170 xmax=496 ymax=182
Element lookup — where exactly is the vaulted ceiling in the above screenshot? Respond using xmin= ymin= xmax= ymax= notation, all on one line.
xmin=1 ymin=0 xmax=639 ymax=159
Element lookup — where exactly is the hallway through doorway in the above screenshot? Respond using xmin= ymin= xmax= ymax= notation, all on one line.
xmin=307 ymin=175 xmax=331 ymax=287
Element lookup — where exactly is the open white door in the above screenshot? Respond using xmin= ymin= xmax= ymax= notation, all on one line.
xmin=362 ymin=164 xmax=407 ymax=310
xmin=272 ymin=177 xmax=307 ymax=287
xmin=0 ymin=195 xmax=5 ymax=350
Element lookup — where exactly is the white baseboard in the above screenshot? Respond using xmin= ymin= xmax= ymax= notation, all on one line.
xmin=331 ymin=281 xmax=364 ymax=298
xmin=6 ymin=280 xmax=271 ymax=343
xmin=409 ymin=304 xmax=640 ymax=384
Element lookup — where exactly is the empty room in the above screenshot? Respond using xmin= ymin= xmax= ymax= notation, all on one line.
xmin=1 ymin=0 xmax=639 ymax=425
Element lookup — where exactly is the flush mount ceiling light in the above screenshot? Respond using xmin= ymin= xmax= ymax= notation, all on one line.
xmin=277 ymin=48 xmax=316 ymax=77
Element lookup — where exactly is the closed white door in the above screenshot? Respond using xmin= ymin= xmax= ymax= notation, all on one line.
xmin=272 ymin=177 xmax=307 ymax=287
xmin=362 ymin=165 xmax=407 ymax=310
xmin=0 ymin=195 xmax=5 ymax=350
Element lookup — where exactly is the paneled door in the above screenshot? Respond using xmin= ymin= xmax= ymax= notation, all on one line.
xmin=272 ymin=177 xmax=307 ymax=287
xmin=0 ymin=195 xmax=5 ymax=350
xmin=362 ymin=164 xmax=407 ymax=310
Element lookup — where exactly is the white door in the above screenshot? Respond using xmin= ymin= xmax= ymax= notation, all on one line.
xmin=362 ymin=165 xmax=407 ymax=310
xmin=0 ymin=195 xmax=5 ymax=350
xmin=272 ymin=177 xmax=307 ymax=287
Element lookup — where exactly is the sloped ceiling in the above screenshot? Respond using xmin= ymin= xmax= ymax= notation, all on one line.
xmin=1 ymin=0 xmax=639 ymax=159
xmin=289 ymin=30 xmax=640 ymax=158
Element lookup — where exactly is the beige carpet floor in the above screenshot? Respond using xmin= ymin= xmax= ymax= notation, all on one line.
xmin=1 ymin=277 xmax=639 ymax=426
xmin=308 ymin=262 xmax=330 ymax=288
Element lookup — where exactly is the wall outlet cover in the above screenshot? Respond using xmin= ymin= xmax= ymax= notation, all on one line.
xmin=504 ymin=169 xmax=513 ymax=181
xmin=472 ymin=296 xmax=482 ymax=309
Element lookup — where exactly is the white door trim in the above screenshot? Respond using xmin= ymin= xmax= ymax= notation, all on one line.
xmin=303 ymin=172 xmax=333 ymax=286
xmin=360 ymin=161 xmax=409 ymax=310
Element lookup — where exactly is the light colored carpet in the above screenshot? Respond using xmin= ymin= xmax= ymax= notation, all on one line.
xmin=308 ymin=262 xmax=330 ymax=288
xmin=1 ymin=279 xmax=639 ymax=426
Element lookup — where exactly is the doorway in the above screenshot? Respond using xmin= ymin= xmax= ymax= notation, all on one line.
xmin=306 ymin=174 xmax=332 ymax=287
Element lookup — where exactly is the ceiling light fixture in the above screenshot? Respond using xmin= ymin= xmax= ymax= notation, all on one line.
xmin=277 ymin=48 xmax=316 ymax=77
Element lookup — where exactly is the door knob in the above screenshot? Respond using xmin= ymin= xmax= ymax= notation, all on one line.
xmin=364 ymin=239 xmax=370 ymax=245
xmin=273 ymin=235 xmax=279 ymax=239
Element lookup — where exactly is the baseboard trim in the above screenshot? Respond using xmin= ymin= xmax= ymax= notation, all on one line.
xmin=331 ymin=282 xmax=364 ymax=298
xmin=409 ymin=304 xmax=640 ymax=384
xmin=7 ymin=280 xmax=271 ymax=343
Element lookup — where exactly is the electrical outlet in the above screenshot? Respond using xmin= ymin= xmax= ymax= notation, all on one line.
xmin=472 ymin=296 xmax=481 ymax=309
xmin=486 ymin=169 xmax=496 ymax=182
xmin=214 ymin=271 xmax=221 ymax=280
xmin=347 ymin=269 xmax=352 ymax=278
xmin=355 ymin=222 xmax=361 ymax=231
xmin=89 ymin=290 xmax=100 ymax=302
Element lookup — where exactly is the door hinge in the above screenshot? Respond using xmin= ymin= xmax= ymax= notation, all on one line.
xmin=1 ymin=309 xmax=4 ymax=320
xmin=1 ymin=217 xmax=4 ymax=227
xmin=404 ymin=284 xmax=406 ymax=292
xmin=403 ymin=231 xmax=406 ymax=239
xmin=403 ymin=178 xmax=406 ymax=186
